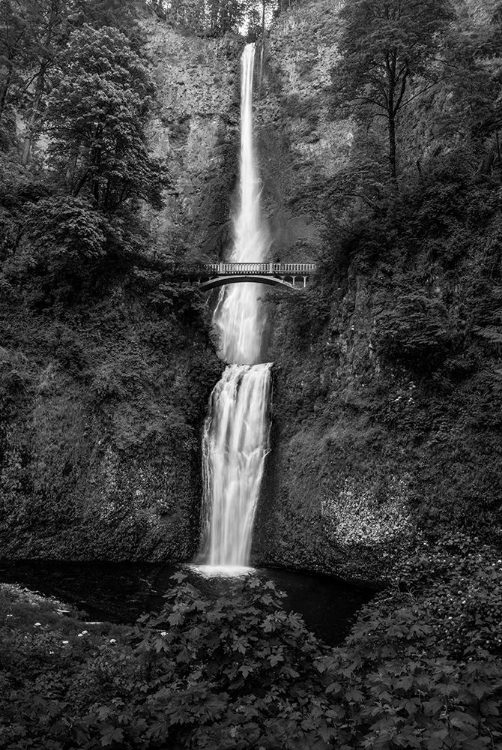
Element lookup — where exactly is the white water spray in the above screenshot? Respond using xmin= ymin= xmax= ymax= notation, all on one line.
xmin=201 ymin=364 xmax=272 ymax=566
xmin=213 ymin=43 xmax=270 ymax=366
xmin=199 ymin=44 xmax=272 ymax=570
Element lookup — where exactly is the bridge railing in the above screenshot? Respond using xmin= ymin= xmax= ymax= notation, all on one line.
xmin=161 ymin=262 xmax=317 ymax=278
xmin=204 ymin=262 xmax=317 ymax=275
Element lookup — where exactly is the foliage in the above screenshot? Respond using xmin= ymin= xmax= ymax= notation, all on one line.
xmin=0 ymin=262 xmax=220 ymax=559
xmin=0 ymin=584 xmax=132 ymax=750
xmin=332 ymin=0 xmax=454 ymax=178
xmin=437 ymin=1 xmax=502 ymax=153
xmin=43 ymin=24 xmax=167 ymax=212
xmin=118 ymin=574 xmax=336 ymax=749
xmin=148 ymin=0 xmax=242 ymax=33
xmin=0 ymin=0 xmax=77 ymax=162
xmin=314 ymin=536 xmax=502 ymax=750
xmin=70 ymin=0 xmax=143 ymax=39
xmin=374 ymin=292 xmax=458 ymax=373
xmin=2 ymin=564 xmax=502 ymax=750
xmin=26 ymin=196 xmax=109 ymax=267
xmin=268 ymin=281 xmax=333 ymax=355
xmin=148 ymin=0 xmax=275 ymax=37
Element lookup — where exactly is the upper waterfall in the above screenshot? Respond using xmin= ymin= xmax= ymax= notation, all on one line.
xmin=212 ymin=43 xmax=270 ymax=366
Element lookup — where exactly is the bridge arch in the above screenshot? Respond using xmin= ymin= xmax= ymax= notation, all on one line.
xmin=199 ymin=274 xmax=298 ymax=292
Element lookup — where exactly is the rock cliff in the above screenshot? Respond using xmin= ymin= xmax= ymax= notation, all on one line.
xmin=2 ymin=0 xmax=501 ymax=578
xmin=144 ymin=18 xmax=243 ymax=259
xmin=250 ymin=0 xmax=502 ymax=581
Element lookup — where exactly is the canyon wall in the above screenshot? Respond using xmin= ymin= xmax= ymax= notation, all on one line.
xmin=2 ymin=0 xmax=501 ymax=578
xmin=0 ymin=14 xmax=234 ymax=561
xmin=144 ymin=19 xmax=242 ymax=259
xmin=250 ymin=0 xmax=502 ymax=581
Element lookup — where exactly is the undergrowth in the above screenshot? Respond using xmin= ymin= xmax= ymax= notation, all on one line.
xmin=1 ymin=547 xmax=501 ymax=750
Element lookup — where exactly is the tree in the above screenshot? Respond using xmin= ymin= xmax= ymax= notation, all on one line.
xmin=0 ymin=0 xmax=32 ymax=126
xmin=69 ymin=0 xmax=143 ymax=43
xmin=19 ymin=0 xmax=73 ymax=165
xmin=205 ymin=0 xmax=245 ymax=34
xmin=43 ymin=24 xmax=167 ymax=212
xmin=333 ymin=0 xmax=453 ymax=180
xmin=147 ymin=0 xmax=272 ymax=36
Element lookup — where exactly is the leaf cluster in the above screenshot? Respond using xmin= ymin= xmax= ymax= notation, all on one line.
xmin=2 ymin=565 xmax=502 ymax=750
xmin=44 ymin=24 xmax=168 ymax=212
xmin=374 ymin=293 xmax=459 ymax=373
xmin=333 ymin=0 xmax=453 ymax=115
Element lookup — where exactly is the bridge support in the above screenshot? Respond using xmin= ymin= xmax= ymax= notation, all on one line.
xmin=171 ymin=262 xmax=317 ymax=290
xmin=198 ymin=274 xmax=300 ymax=292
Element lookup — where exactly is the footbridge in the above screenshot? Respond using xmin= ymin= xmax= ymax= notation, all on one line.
xmin=170 ymin=262 xmax=317 ymax=290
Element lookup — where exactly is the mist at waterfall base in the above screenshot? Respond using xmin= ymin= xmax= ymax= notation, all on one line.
xmin=0 ymin=560 xmax=374 ymax=647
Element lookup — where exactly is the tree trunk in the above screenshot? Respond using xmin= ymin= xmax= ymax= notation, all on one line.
xmin=0 ymin=71 xmax=13 ymax=123
xmin=21 ymin=80 xmax=45 ymax=166
xmin=21 ymin=0 xmax=62 ymax=164
xmin=385 ymin=51 xmax=398 ymax=181
xmin=388 ymin=112 xmax=397 ymax=180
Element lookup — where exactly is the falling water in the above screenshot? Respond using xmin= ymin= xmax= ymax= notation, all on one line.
xmin=201 ymin=363 xmax=272 ymax=567
xmin=199 ymin=43 xmax=272 ymax=570
xmin=213 ymin=43 xmax=270 ymax=366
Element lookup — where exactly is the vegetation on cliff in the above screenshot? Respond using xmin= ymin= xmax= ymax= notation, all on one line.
xmin=254 ymin=6 xmax=502 ymax=744
xmin=259 ymin=0 xmax=502 ymax=579
xmin=148 ymin=0 xmax=277 ymax=36
xmin=0 ymin=0 xmax=221 ymax=559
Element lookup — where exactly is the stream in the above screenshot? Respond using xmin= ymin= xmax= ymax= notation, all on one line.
xmin=0 ymin=561 xmax=373 ymax=647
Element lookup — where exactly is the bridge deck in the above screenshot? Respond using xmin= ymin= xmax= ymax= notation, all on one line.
xmin=204 ymin=262 xmax=317 ymax=275
xmin=162 ymin=262 xmax=317 ymax=289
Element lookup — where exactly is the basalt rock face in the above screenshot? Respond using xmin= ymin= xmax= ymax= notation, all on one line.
xmin=143 ymin=18 xmax=243 ymax=259
xmin=254 ymin=0 xmax=350 ymax=261
xmin=253 ymin=281 xmax=420 ymax=585
xmin=3 ymin=1 xmax=500 ymax=575
xmin=249 ymin=1 xmax=414 ymax=582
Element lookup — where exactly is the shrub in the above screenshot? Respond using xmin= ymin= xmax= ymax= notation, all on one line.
xmin=374 ymin=292 xmax=459 ymax=373
xmin=316 ymin=537 xmax=502 ymax=749
xmin=1 ymin=562 xmax=501 ymax=750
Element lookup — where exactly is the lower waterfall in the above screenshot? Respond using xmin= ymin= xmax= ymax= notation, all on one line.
xmin=200 ymin=363 xmax=272 ymax=568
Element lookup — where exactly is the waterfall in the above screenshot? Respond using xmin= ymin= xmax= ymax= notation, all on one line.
xmin=201 ymin=364 xmax=272 ymax=567
xmin=198 ymin=43 xmax=272 ymax=571
xmin=213 ymin=43 xmax=270 ymax=366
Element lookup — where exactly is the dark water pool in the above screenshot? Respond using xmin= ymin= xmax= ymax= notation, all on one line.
xmin=0 ymin=560 xmax=374 ymax=646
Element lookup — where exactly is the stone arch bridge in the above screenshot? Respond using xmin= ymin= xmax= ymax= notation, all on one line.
xmin=169 ymin=262 xmax=317 ymax=290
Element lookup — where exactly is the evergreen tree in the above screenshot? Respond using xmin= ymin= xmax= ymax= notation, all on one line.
xmin=436 ymin=1 xmax=502 ymax=178
xmin=333 ymin=0 xmax=454 ymax=180
xmin=69 ymin=0 xmax=143 ymax=42
xmin=148 ymin=0 xmax=258 ymax=36
xmin=20 ymin=0 xmax=73 ymax=165
xmin=43 ymin=24 xmax=167 ymax=212
xmin=0 ymin=0 xmax=33 ymax=126
xmin=0 ymin=0 xmax=73 ymax=157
